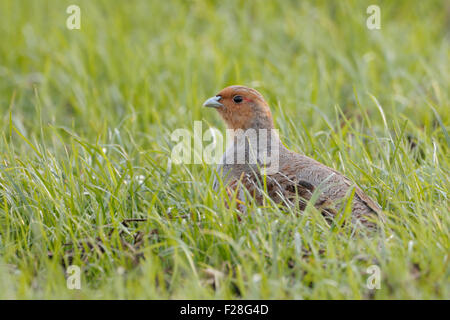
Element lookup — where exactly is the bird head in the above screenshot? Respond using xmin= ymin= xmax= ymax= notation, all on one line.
xmin=203 ymin=85 xmax=274 ymax=130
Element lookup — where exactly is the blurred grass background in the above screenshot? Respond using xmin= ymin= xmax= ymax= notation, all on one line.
xmin=0 ymin=0 xmax=448 ymax=299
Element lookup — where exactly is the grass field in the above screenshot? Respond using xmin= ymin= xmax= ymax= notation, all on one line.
xmin=0 ymin=0 xmax=448 ymax=299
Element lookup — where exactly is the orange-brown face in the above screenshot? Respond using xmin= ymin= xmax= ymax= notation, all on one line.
xmin=203 ymin=85 xmax=274 ymax=130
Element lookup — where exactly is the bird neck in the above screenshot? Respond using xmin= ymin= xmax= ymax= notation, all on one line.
xmin=248 ymin=118 xmax=275 ymax=131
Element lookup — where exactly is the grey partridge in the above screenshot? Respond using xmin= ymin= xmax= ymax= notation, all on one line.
xmin=203 ymin=85 xmax=382 ymax=227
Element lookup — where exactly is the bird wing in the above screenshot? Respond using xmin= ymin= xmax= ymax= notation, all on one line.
xmin=324 ymin=166 xmax=382 ymax=215
xmin=280 ymin=153 xmax=383 ymax=217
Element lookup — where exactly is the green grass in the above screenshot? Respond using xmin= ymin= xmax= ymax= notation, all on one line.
xmin=0 ymin=0 xmax=448 ymax=299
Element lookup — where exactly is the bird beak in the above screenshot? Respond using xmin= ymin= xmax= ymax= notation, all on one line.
xmin=203 ymin=96 xmax=223 ymax=108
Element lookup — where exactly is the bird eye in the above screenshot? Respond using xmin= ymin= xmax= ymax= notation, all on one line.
xmin=233 ymin=95 xmax=243 ymax=103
